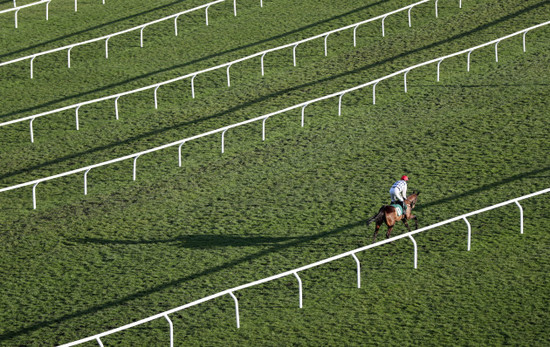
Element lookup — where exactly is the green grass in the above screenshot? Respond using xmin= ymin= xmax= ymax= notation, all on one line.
xmin=0 ymin=0 xmax=549 ymax=345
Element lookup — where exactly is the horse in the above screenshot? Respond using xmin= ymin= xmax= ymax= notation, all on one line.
xmin=366 ymin=192 xmax=419 ymax=242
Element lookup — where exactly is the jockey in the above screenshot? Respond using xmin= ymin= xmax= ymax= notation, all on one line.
xmin=389 ymin=175 xmax=409 ymax=213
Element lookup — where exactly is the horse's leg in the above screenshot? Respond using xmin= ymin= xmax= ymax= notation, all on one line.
xmin=411 ymin=215 xmax=418 ymax=230
xmin=386 ymin=224 xmax=394 ymax=238
xmin=373 ymin=222 xmax=381 ymax=242
xmin=402 ymin=218 xmax=411 ymax=232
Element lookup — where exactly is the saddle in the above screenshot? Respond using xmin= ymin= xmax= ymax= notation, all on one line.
xmin=390 ymin=203 xmax=407 ymax=216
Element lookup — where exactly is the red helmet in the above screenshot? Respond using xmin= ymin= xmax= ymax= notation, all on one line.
xmin=401 ymin=175 xmax=409 ymax=181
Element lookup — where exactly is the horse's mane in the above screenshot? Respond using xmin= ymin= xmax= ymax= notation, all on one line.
xmin=405 ymin=191 xmax=420 ymax=203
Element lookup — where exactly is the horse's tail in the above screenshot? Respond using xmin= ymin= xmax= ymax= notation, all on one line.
xmin=367 ymin=207 xmax=385 ymax=226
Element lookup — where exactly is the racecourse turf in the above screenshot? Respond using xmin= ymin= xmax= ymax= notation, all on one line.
xmin=0 ymin=0 xmax=549 ymax=345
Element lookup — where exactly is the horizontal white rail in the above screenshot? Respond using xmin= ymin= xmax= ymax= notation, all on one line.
xmin=0 ymin=0 xmax=263 ymax=77
xmin=57 ymin=187 xmax=550 ymax=346
xmin=0 ymin=22 xmax=547 ymax=209
xmin=0 ymin=0 xmax=50 ymax=28
xmin=0 ymin=0 xmax=460 ymax=142
xmin=7 ymin=0 xmax=105 ymax=13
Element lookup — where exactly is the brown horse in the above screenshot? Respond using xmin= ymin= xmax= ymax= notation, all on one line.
xmin=366 ymin=192 xmax=419 ymax=242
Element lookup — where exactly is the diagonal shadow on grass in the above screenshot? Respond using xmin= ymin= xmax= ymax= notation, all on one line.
xmin=0 ymin=219 xmax=367 ymax=343
xmin=1 ymin=1 xmax=548 ymax=183
xmin=414 ymin=165 xmax=550 ymax=212
xmin=0 ymin=0 xmax=203 ymax=59
xmin=69 ymin=234 xmax=308 ymax=249
xmin=0 ymin=0 xmax=391 ymax=119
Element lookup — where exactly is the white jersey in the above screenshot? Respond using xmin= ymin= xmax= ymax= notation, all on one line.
xmin=389 ymin=180 xmax=407 ymax=202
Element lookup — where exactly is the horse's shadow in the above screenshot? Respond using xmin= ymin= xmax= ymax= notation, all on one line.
xmin=69 ymin=234 xmax=310 ymax=249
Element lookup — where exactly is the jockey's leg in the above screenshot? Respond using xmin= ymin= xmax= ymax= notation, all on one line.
xmin=399 ymin=200 xmax=406 ymax=214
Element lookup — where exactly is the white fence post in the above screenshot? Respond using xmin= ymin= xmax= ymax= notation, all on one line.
xmin=515 ymin=201 xmax=524 ymax=234
xmin=463 ymin=217 xmax=472 ymax=251
xmin=30 ymin=55 xmax=35 ymax=79
xmin=29 ymin=118 xmax=35 ymax=143
xmin=408 ymin=235 xmax=418 ymax=269
xmin=495 ymin=41 xmax=500 ymax=62
xmin=301 ymin=104 xmax=308 ymax=127
xmin=229 ymin=292 xmax=240 ymax=328
xmin=294 ymin=272 xmax=303 ymax=308
xmin=351 ymin=253 xmax=361 ymax=288
xmin=292 ymin=44 xmax=298 ymax=66
xmin=133 ymin=155 xmax=140 ymax=181
xmin=174 ymin=15 xmax=181 ymax=36
xmin=84 ymin=168 xmax=91 ymax=195
xmin=178 ymin=141 xmax=186 ymax=167
xmin=105 ymin=37 xmax=110 ymax=58
xmin=381 ymin=16 xmax=387 ymax=37
xmin=140 ymin=27 xmax=145 ymax=47
xmin=435 ymin=0 xmax=439 ymax=18
xmin=96 ymin=337 xmax=104 ymax=347
xmin=154 ymin=86 xmax=160 ymax=109
xmin=260 ymin=52 xmax=267 ymax=76
xmin=404 ymin=70 xmax=410 ymax=93
xmin=221 ymin=129 xmax=228 ymax=153
xmin=75 ymin=105 xmax=81 ymax=130
xmin=191 ymin=75 xmax=197 ymax=98
xmin=467 ymin=49 xmax=473 ymax=71
xmin=338 ymin=93 xmax=345 ymax=116
xmin=226 ymin=64 xmax=232 ymax=87
xmin=324 ymin=34 xmax=329 ymax=56
xmin=372 ymin=82 xmax=378 ymax=104
xmin=32 ymin=182 xmax=39 ymax=210
xmin=437 ymin=58 xmax=444 ymax=81
xmin=114 ymin=97 xmax=120 ymax=120
xmin=164 ymin=315 xmax=174 ymax=347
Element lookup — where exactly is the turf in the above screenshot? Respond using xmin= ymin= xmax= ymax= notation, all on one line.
xmin=0 ymin=0 xmax=549 ymax=345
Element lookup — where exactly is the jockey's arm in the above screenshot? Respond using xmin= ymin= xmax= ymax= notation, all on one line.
xmin=402 ymin=185 xmax=407 ymax=200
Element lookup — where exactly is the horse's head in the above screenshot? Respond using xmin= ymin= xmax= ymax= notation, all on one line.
xmin=407 ymin=191 xmax=420 ymax=209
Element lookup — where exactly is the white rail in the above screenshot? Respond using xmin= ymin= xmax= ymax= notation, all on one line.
xmin=8 ymin=0 xmax=104 ymax=13
xmin=0 ymin=22 xmax=547 ymax=209
xmin=0 ymin=0 xmax=50 ymax=28
xmin=0 ymin=0 xmax=267 ymax=78
xmin=0 ymin=0 xmax=461 ymax=142
xmin=57 ymin=187 xmax=550 ymax=346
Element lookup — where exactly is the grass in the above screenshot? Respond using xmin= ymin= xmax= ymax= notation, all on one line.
xmin=0 ymin=0 xmax=549 ymax=345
